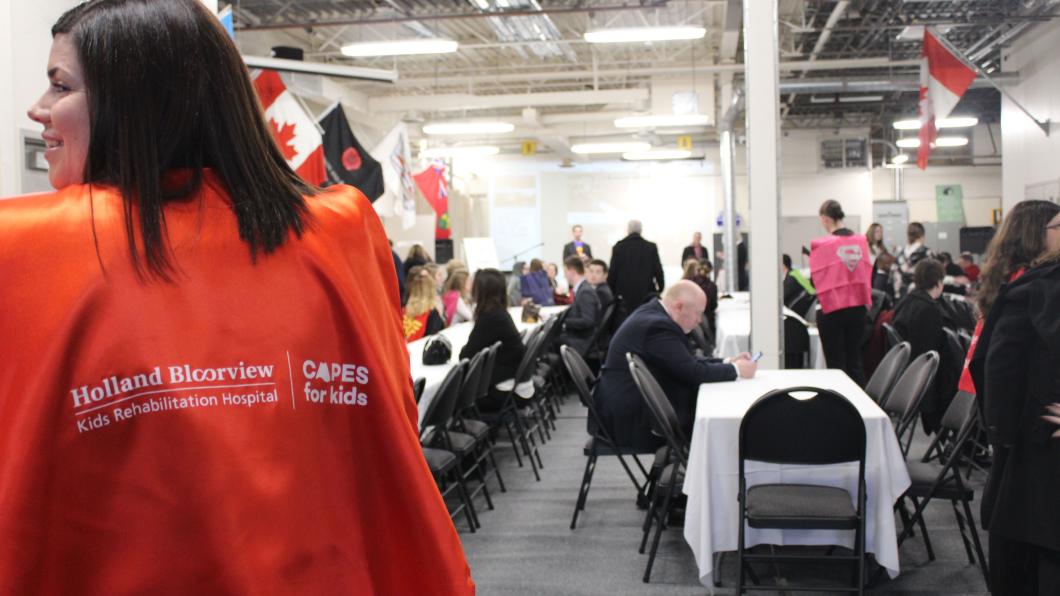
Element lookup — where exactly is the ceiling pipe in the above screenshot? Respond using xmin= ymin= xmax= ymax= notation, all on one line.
xmin=719 ymin=89 xmax=744 ymax=295
xmin=869 ymin=139 xmax=903 ymax=202
xmin=777 ymin=73 xmax=1018 ymax=94
xmin=782 ymin=1 xmax=849 ymax=119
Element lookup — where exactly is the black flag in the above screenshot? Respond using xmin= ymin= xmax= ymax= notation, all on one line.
xmin=318 ymin=103 xmax=384 ymax=201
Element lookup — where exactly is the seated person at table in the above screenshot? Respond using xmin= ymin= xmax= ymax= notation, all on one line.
xmin=520 ymin=258 xmax=555 ymax=306
xmin=593 ymin=281 xmax=757 ymax=450
xmin=403 ymin=272 xmax=445 ymax=342
xmin=459 ymin=269 xmax=526 ymax=412
xmin=587 ymin=259 xmax=614 ymax=309
xmin=559 ymin=256 xmax=601 ymax=356
xmin=891 ymin=258 xmax=959 ymax=432
xmin=441 ymin=269 xmax=473 ymax=325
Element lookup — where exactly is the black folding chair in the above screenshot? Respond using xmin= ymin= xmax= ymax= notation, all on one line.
xmin=882 ymin=322 xmax=903 ymax=352
xmin=449 ymin=348 xmax=506 ymax=505
xmin=562 ymin=346 xmax=650 ymax=529
xmin=736 ymin=387 xmax=867 ymax=595
xmin=490 ymin=331 xmax=548 ymax=480
xmin=418 ymin=361 xmax=477 ymax=532
xmin=881 ymin=351 xmax=939 ymax=455
xmin=863 ymin=342 xmax=910 ymax=407
xmin=412 ymin=377 xmax=426 ymax=405
xmin=896 ymin=391 xmax=988 ymax=583
xmin=783 ymin=314 xmax=810 ymax=369
xmin=627 ymin=353 xmax=690 ymax=583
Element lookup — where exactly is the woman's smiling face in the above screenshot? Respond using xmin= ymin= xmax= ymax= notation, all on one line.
xmin=27 ymin=34 xmax=90 ymax=189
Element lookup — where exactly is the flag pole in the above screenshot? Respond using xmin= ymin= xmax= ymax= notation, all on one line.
xmin=933 ymin=29 xmax=1050 ymax=136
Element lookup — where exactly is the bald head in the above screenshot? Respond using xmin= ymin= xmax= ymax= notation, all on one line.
xmin=662 ymin=280 xmax=707 ymax=333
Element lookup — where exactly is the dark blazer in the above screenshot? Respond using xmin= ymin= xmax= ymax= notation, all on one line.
xmin=563 ymin=241 xmax=592 ymax=261
xmin=970 ymin=261 xmax=1060 ymax=551
xmin=891 ymin=288 xmax=959 ymax=429
xmin=593 ymin=282 xmax=614 ymax=310
xmin=392 ymin=250 xmax=406 ymax=305
xmin=593 ymin=299 xmax=736 ymax=450
xmin=560 ymin=279 xmax=602 ymax=356
xmin=783 ymin=273 xmax=803 ymax=308
xmin=681 ymin=244 xmax=709 ymax=264
xmin=460 ymin=307 xmax=525 ymax=397
xmin=608 ymin=233 xmax=664 ymax=322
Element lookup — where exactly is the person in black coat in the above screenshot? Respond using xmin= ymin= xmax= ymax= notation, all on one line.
xmin=680 ymin=231 xmax=709 ymax=264
xmin=558 ymin=257 xmax=601 ymax=356
xmin=390 ymin=241 xmax=406 ymax=305
xmin=891 ymin=259 xmax=958 ymax=432
xmin=593 ymin=281 xmax=757 ymax=451
xmin=459 ymin=269 xmax=526 ymax=412
xmin=562 ymin=224 xmax=593 ymax=262
xmin=970 ymin=253 xmax=1060 ymax=595
xmin=608 ymin=220 xmax=664 ymax=326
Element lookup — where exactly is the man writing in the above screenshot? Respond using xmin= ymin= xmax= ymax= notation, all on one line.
xmin=594 ymin=281 xmax=757 ymax=450
xmin=563 ymin=224 xmax=593 ymax=262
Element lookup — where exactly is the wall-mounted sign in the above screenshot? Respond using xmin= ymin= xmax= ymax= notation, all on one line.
xmin=521 ymin=141 xmax=537 ymax=156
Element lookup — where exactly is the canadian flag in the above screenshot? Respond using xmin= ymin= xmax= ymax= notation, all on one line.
xmin=916 ymin=30 xmax=977 ymax=170
xmin=252 ymin=70 xmax=327 ymax=185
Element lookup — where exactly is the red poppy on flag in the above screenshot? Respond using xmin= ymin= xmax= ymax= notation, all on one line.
xmin=252 ymin=70 xmax=327 ymax=185
xmin=916 ymin=30 xmax=977 ymax=170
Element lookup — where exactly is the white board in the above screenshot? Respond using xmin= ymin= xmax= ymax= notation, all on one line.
xmin=462 ymin=237 xmax=500 ymax=274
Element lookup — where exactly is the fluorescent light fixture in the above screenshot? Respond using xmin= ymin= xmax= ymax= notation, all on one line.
xmin=422 ymin=121 xmax=514 ymax=135
xmin=622 ymin=149 xmax=693 ymax=161
xmin=891 ymin=153 xmax=909 ymax=165
xmin=420 ymin=145 xmax=500 ymax=158
xmin=584 ymin=26 xmax=706 ymax=44
xmin=614 ymin=114 xmax=711 ymax=128
xmin=341 ymin=38 xmax=458 ymax=57
xmin=809 ymin=96 xmax=836 ymax=104
xmin=893 ymin=116 xmax=978 ymax=130
xmin=895 ymin=136 xmax=969 ymax=149
xmin=242 ymin=55 xmax=397 ymax=83
xmin=571 ymin=141 xmax=652 ymax=154
xmin=838 ymin=95 xmax=884 ymax=103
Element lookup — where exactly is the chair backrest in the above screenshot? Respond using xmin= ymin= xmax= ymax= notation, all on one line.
xmin=627 ymin=353 xmax=689 ymax=463
xmin=539 ymin=309 xmax=568 ymax=350
xmin=476 ymin=342 xmax=501 ymax=402
xmin=882 ymin=350 xmax=939 ymax=430
xmin=882 ymin=322 xmax=903 ymax=351
xmin=585 ymin=300 xmax=618 ymax=357
xmin=412 ymin=377 xmax=426 ymax=405
xmin=803 ymin=298 xmax=819 ymax=324
xmin=957 ymin=329 xmax=972 ymax=352
xmin=740 ymin=387 xmax=866 ymax=467
xmin=942 ymin=328 xmax=966 ymax=375
xmin=783 ymin=315 xmax=810 ymax=368
xmin=868 ymin=288 xmax=893 ymax=323
xmin=939 ymin=390 xmax=977 ymax=436
xmin=864 ymin=341 xmax=911 ymax=406
xmin=560 ymin=345 xmax=596 ymax=407
xmin=690 ymin=325 xmax=711 ymax=354
xmin=454 ymin=348 xmax=487 ymax=411
xmin=419 ymin=360 xmax=467 ymax=436
xmin=512 ymin=330 xmax=546 ymax=386
xmin=523 ymin=324 xmax=543 ymax=346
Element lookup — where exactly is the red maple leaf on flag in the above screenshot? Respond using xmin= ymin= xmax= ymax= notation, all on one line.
xmin=268 ymin=118 xmax=298 ymax=161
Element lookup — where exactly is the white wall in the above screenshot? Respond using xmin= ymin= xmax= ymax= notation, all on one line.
xmin=0 ymin=1 xmax=83 ymax=196
xmin=1001 ymin=16 xmax=1060 ymax=211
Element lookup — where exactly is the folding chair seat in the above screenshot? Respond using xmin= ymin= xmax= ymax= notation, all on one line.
xmin=746 ymin=484 xmax=857 ymax=529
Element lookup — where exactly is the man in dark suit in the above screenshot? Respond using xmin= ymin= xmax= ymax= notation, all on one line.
xmin=608 ymin=220 xmax=665 ymax=326
xmin=558 ymin=256 xmax=601 ymax=356
xmin=681 ymin=231 xmax=709 ymax=265
xmin=587 ymin=259 xmax=613 ymax=309
xmin=593 ymin=281 xmax=757 ymax=450
xmin=562 ymin=224 xmax=592 ymax=262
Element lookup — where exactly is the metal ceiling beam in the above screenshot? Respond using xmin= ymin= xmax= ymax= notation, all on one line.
xmin=236 ymin=2 xmax=679 ymax=31
xmin=368 ymin=87 xmax=649 ymax=112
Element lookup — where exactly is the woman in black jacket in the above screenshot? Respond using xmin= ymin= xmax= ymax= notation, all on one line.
xmin=459 ymin=269 xmax=526 ymax=412
xmin=971 ymin=241 xmax=1060 ymax=594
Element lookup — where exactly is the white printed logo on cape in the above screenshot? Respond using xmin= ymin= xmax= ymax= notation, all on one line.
xmin=836 ymin=245 xmax=863 ymax=272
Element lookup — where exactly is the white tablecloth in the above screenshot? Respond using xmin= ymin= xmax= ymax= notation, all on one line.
xmin=407 ymin=305 xmax=566 ymax=425
xmin=683 ymin=369 xmax=911 ymax=588
xmin=714 ymin=292 xmax=824 ymax=369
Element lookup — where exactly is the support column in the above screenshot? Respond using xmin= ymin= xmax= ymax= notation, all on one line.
xmin=743 ymin=0 xmax=782 ymax=369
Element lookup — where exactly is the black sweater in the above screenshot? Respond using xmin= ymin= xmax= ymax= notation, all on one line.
xmin=459 ymin=308 xmax=525 ymax=388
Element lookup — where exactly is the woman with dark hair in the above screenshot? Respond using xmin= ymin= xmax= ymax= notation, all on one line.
xmin=810 ymin=200 xmax=873 ymax=385
xmin=866 ymin=222 xmax=887 ymax=258
xmin=898 ymin=221 xmax=931 ymax=291
xmin=971 ymin=213 xmax=1060 ymax=594
xmin=459 ymin=269 xmax=526 ymax=412
xmin=0 ymin=2 xmax=472 ymax=593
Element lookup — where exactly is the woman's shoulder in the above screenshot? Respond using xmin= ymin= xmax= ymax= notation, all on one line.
xmin=305 ymin=184 xmax=375 ymax=226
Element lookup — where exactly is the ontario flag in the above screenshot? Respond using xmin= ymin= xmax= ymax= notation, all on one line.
xmin=916 ymin=30 xmax=977 ymax=170
xmin=413 ymin=162 xmax=451 ymax=240
xmin=252 ymin=70 xmax=327 ymax=185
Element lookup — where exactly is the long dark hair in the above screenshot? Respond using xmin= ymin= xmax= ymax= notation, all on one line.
xmin=53 ymin=0 xmax=314 ymax=279
xmin=977 ymin=200 xmax=1060 ymax=317
xmin=472 ymin=269 xmax=508 ymax=319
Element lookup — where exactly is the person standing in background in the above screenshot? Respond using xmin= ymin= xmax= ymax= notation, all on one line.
xmin=898 ymin=222 xmax=932 ymax=291
xmin=681 ymin=231 xmax=709 ymax=265
xmin=507 ymin=260 xmax=528 ymax=306
xmin=810 ymin=200 xmax=873 ymax=385
xmin=866 ymin=223 xmax=888 ymax=259
xmin=563 ymin=224 xmax=593 ymax=262
xmin=608 ymin=220 xmax=665 ymax=327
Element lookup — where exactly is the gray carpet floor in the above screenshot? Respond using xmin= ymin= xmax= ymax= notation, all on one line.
xmin=456 ymin=396 xmax=991 ymax=595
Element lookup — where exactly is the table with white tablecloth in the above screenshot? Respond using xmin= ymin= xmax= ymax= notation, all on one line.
xmin=713 ymin=292 xmax=824 ymax=368
xmin=407 ymin=305 xmax=567 ymax=425
xmin=682 ymin=369 xmax=911 ymax=588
